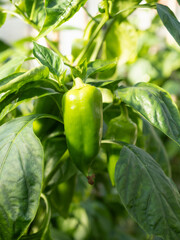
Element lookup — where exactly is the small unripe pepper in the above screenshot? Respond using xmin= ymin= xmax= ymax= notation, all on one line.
xmin=106 ymin=104 xmax=137 ymax=185
xmin=62 ymin=78 xmax=103 ymax=175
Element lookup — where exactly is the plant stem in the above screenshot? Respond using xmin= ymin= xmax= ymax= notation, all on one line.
xmin=83 ymin=6 xmax=99 ymax=23
xmin=103 ymin=103 xmax=113 ymax=113
xmin=89 ymin=18 xmax=115 ymax=61
xmin=112 ymin=3 xmax=156 ymax=18
xmin=120 ymin=103 xmax=129 ymax=119
xmin=105 ymin=0 xmax=110 ymax=19
xmin=15 ymin=5 xmax=40 ymax=31
xmin=12 ymin=5 xmax=73 ymax=69
xmin=74 ymin=15 xmax=108 ymax=66
xmin=2 ymin=9 xmax=23 ymax=21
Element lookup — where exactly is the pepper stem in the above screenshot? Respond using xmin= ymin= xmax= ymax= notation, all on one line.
xmin=120 ymin=103 xmax=129 ymax=119
xmin=73 ymin=77 xmax=85 ymax=89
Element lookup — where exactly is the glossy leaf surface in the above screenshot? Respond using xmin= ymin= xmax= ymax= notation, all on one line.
xmin=33 ymin=42 xmax=64 ymax=77
xmin=0 ymin=115 xmax=44 ymax=240
xmin=116 ymin=82 xmax=180 ymax=146
xmin=115 ymin=145 xmax=180 ymax=240
xmin=38 ymin=0 xmax=87 ymax=39
xmin=157 ymin=4 xmax=180 ymax=46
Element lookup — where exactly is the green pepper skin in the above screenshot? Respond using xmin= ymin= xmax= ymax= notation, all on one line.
xmin=63 ymin=78 xmax=103 ymax=175
xmin=106 ymin=106 xmax=137 ymax=185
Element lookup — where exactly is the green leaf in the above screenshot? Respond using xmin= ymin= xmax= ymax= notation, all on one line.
xmin=116 ymin=82 xmax=180 ymax=146
xmin=49 ymin=227 xmax=71 ymax=240
xmin=33 ymin=42 xmax=64 ymax=77
xmin=157 ymin=3 xmax=180 ymax=46
xmin=0 ymin=85 xmax=60 ymax=121
xmin=25 ymin=0 xmax=46 ymax=28
xmin=0 ymin=73 xmax=23 ymax=87
xmin=20 ymin=194 xmax=51 ymax=239
xmin=115 ymin=144 xmax=180 ymax=240
xmin=81 ymin=201 xmax=113 ymax=238
xmin=86 ymin=59 xmax=117 ymax=79
xmin=0 ymin=65 xmax=49 ymax=94
xmin=11 ymin=0 xmax=45 ymax=28
xmin=109 ymin=0 xmax=142 ymax=17
xmin=143 ymin=119 xmax=171 ymax=177
xmin=0 ymin=115 xmax=44 ymax=240
xmin=0 ymin=55 xmax=26 ymax=80
xmin=0 ymin=39 xmax=10 ymax=53
xmin=49 ymin=175 xmax=76 ymax=218
xmin=102 ymin=21 xmax=138 ymax=63
xmin=0 ymin=8 xmax=6 ymax=28
xmin=86 ymin=78 xmax=121 ymax=88
xmin=37 ymin=0 xmax=87 ymax=39
xmin=44 ymin=136 xmax=77 ymax=192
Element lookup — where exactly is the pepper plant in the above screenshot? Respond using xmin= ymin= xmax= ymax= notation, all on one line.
xmin=1 ymin=0 xmax=180 ymax=239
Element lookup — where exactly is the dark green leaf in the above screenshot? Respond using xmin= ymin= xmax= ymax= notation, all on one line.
xmin=143 ymin=119 xmax=171 ymax=177
xmin=0 ymin=39 xmax=10 ymax=53
xmin=44 ymin=136 xmax=77 ymax=192
xmin=115 ymin=144 xmax=180 ymax=240
xmin=38 ymin=0 xmax=87 ymax=39
xmin=50 ymin=175 xmax=76 ymax=217
xmin=49 ymin=227 xmax=71 ymax=240
xmin=157 ymin=4 xmax=180 ymax=46
xmin=81 ymin=201 xmax=112 ymax=239
xmin=0 ymin=115 xmax=44 ymax=240
xmin=20 ymin=194 xmax=51 ymax=240
xmin=0 ymin=8 xmax=6 ymax=28
xmin=33 ymin=42 xmax=64 ymax=77
xmin=116 ymin=82 xmax=180 ymax=146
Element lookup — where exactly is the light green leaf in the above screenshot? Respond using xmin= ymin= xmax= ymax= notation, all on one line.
xmin=107 ymin=0 xmax=142 ymax=17
xmin=115 ymin=144 xmax=180 ymax=240
xmin=0 ymin=115 xmax=44 ymax=240
xmin=86 ymin=79 xmax=121 ymax=88
xmin=0 ymin=55 xmax=26 ymax=80
xmin=102 ymin=21 xmax=138 ymax=63
xmin=0 ymin=85 xmax=60 ymax=121
xmin=25 ymin=0 xmax=46 ymax=28
xmin=33 ymin=42 xmax=64 ymax=77
xmin=116 ymin=82 xmax=180 ymax=146
xmin=86 ymin=59 xmax=117 ymax=79
xmin=37 ymin=0 xmax=87 ymax=39
xmin=157 ymin=3 xmax=180 ymax=46
xmin=11 ymin=0 xmax=45 ymax=28
xmin=0 ymin=65 xmax=49 ymax=94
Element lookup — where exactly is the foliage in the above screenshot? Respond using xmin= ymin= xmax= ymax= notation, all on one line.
xmin=0 ymin=0 xmax=180 ymax=240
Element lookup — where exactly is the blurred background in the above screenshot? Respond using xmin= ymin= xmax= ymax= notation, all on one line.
xmin=0 ymin=0 xmax=180 ymax=55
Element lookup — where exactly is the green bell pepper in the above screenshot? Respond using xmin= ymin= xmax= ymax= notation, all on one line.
xmin=63 ymin=78 xmax=103 ymax=175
